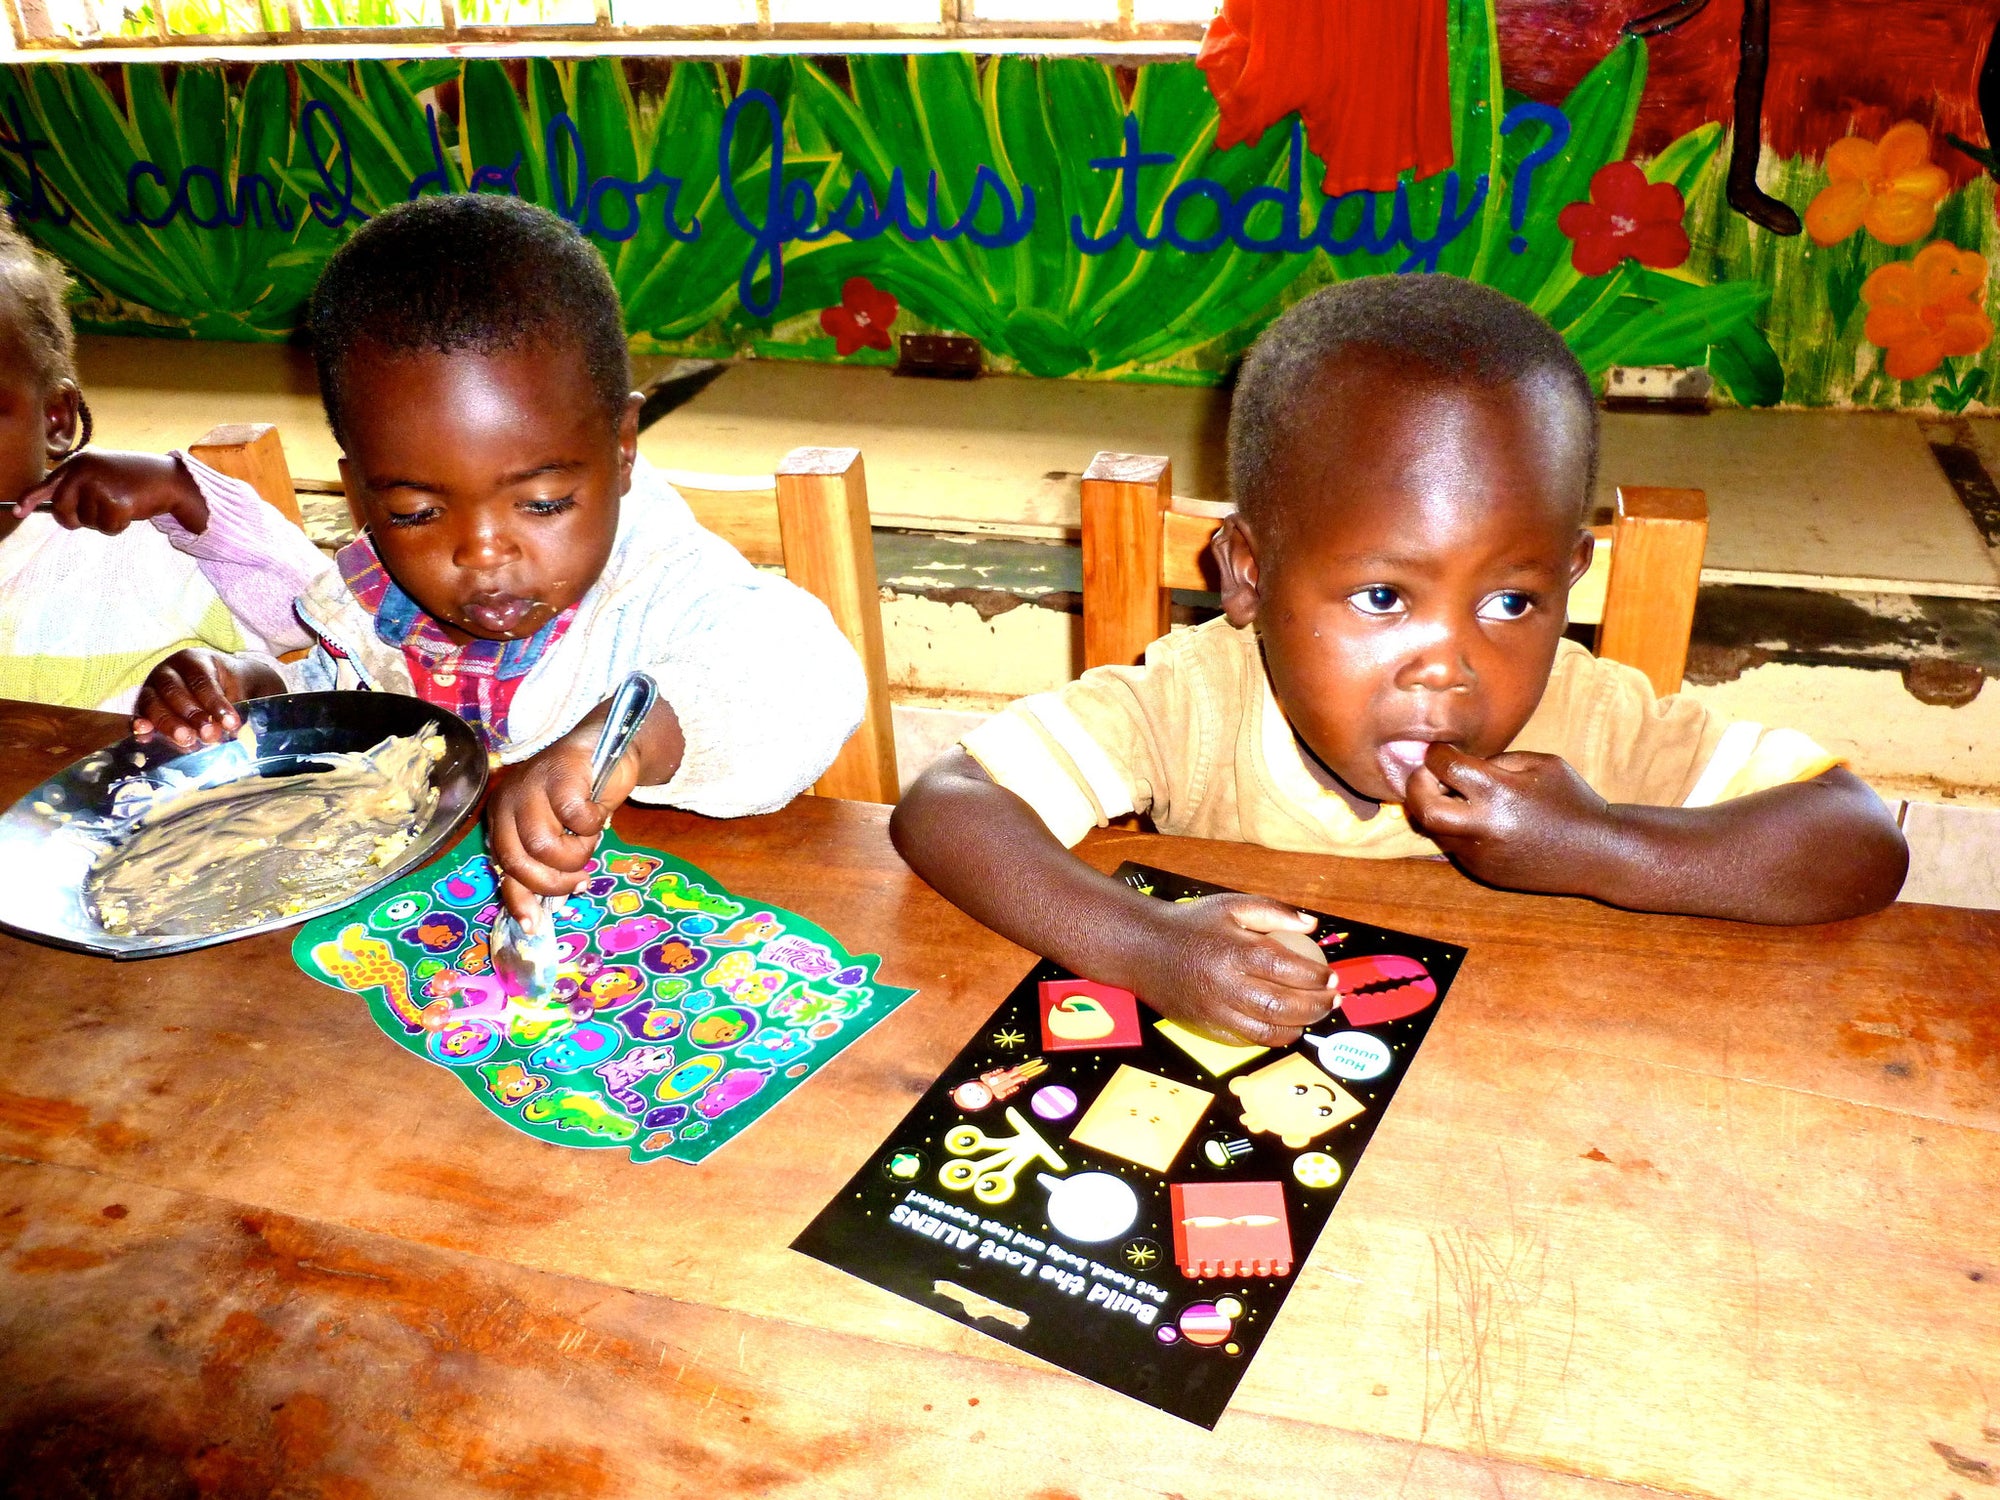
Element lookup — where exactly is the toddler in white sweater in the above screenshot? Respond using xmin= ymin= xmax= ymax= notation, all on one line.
xmin=135 ymin=197 xmax=863 ymax=923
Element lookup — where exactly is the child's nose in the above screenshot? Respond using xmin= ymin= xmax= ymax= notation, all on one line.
xmin=1394 ymin=620 xmax=1476 ymax=693
xmin=454 ymin=520 xmax=520 ymax=570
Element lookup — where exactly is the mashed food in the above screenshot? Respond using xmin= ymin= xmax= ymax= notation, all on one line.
xmin=88 ymin=731 xmax=443 ymax=938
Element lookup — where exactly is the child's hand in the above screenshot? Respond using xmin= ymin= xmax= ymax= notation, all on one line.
xmin=133 ymin=649 xmax=274 ymax=749
xmin=487 ymin=734 xmax=643 ymax=923
xmin=15 ymin=451 xmax=208 ymax=535
xmin=1125 ymin=894 xmax=1335 ymax=1047
xmin=1403 ymin=744 xmax=1609 ymax=893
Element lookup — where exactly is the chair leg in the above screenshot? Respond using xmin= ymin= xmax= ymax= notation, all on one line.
xmin=1081 ymin=452 xmax=1173 ymax=670
xmin=1597 ymin=485 xmax=1708 ymax=698
xmin=189 ymin=423 xmax=304 ymax=529
xmin=776 ymin=446 xmax=900 ymax=804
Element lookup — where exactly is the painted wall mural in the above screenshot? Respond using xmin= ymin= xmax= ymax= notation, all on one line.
xmin=3 ymin=0 xmax=1999 ymax=409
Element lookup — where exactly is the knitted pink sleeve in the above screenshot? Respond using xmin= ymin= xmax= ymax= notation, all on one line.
xmin=150 ymin=452 xmax=332 ymax=653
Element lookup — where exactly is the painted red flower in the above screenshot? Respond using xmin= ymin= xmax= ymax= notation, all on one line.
xmin=1556 ymin=162 xmax=1691 ymax=278
xmin=819 ymin=277 xmax=897 ymax=357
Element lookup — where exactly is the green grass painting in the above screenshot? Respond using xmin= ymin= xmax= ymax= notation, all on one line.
xmin=0 ymin=0 xmax=1984 ymax=410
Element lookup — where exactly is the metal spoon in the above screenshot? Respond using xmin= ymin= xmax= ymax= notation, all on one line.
xmin=489 ymin=671 xmax=659 ymax=1003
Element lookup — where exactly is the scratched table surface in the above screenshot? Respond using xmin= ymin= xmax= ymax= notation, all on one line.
xmin=1 ymin=699 xmax=1996 ymax=1500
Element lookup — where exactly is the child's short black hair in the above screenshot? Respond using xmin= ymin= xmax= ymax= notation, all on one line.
xmin=1229 ymin=275 xmax=1598 ymax=530
xmin=0 ymin=215 xmax=79 ymax=392
xmin=308 ymin=195 xmax=630 ymax=447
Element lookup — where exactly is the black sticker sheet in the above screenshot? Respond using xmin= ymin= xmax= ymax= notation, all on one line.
xmin=793 ymin=862 xmax=1468 ymax=1428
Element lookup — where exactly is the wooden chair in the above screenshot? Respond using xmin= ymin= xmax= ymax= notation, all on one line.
xmin=1080 ymin=452 xmax=1708 ymax=698
xmin=189 ymin=423 xmax=305 ymax=529
xmin=659 ymin=447 xmax=899 ymax=804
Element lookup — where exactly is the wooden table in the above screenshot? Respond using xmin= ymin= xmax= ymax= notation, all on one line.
xmin=1 ymin=700 xmax=1995 ymax=1499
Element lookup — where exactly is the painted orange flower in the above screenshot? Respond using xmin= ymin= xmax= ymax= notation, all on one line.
xmin=1805 ymin=121 xmax=1951 ymax=247
xmin=1861 ymin=242 xmax=1992 ymax=381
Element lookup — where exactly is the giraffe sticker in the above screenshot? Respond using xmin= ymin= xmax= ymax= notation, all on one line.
xmin=310 ymin=924 xmax=422 ymax=1031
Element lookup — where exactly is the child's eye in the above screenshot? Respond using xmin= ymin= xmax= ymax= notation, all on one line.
xmin=1477 ymin=590 xmax=1534 ymax=621
xmin=523 ymin=494 xmax=577 ymax=517
xmin=385 ymin=506 xmax=442 ymax=529
xmin=1348 ymin=585 xmax=1403 ymax=617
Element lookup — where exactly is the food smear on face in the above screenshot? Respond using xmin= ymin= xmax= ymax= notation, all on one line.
xmin=87 ymin=731 xmax=443 ymax=938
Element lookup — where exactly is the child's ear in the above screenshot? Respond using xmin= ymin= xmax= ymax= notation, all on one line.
xmin=1568 ymin=526 xmax=1595 ymax=586
xmin=42 ymin=380 xmax=82 ymax=460
xmin=616 ymin=392 xmax=642 ymax=496
xmin=1214 ymin=514 xmax=1264 ymax=628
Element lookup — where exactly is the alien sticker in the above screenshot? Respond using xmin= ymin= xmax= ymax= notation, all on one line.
xmin=1227 ymin=1053 xmax=1364 ymax=1148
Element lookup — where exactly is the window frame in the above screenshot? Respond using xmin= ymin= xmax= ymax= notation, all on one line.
xmin=2 ymin=0 xmax=1213 ymax=51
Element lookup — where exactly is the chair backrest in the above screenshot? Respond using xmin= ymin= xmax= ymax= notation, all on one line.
xmin=662 ymin=447 xmax=899 ymax=804
xmin=190 ymin=422 xmax=305 ymax=529
xmin=1079 ymin=451 xmax=1708 ymax=698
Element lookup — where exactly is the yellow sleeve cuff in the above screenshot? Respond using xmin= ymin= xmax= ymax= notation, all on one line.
xmin=962 ymin=708 xmax=1107 ymax=848
xmin=1684 ymin=722 xmax=1843 ymax=807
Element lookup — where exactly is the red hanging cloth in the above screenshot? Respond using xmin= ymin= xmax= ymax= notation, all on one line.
xmin=1197 ymin=0 xmax=1457 ymax=196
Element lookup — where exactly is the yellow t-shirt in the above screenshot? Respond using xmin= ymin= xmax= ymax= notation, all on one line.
xmin=961 ymin=618 xmax=1840 ymax=857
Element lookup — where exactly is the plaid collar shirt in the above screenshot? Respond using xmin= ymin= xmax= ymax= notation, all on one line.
xmin=331 ymin=533 xmax=577 ymax=752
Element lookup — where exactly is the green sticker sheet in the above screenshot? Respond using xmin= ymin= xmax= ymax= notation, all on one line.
xmin=290 ymin=825 xmax=914 ymax=1164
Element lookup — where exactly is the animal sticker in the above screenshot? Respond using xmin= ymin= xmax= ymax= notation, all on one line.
xmin=649 ymin=871 xmax=743 ymax=918
xmin=479 ymin=1061 xmax=549 ymax=1107
xmin=694 ymin=1066 xmax=772 ymax=1119
xmin=523 ymin=1088 xmax=639 ymax=1140
xmin=432 ymin=857 xmax=498 ymax=908
xmin=310 ymin=925 xmax=422 ymax=1032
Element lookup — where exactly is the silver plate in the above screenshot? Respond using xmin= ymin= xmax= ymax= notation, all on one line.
xmin=0 ymin=692 xmax=487 ymax=959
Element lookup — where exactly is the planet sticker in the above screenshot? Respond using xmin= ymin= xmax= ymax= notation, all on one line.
xmin=1305 ymin=1030 xmax=1394 ymax=1082
xmin=1030 ymin=1085 xmax=1078 ymax=1121
xmin=1178 ymin=1302 xmax=1233 ymax=1346
xmin=883 ymin=1149 xmax=926 ymax=1182
xmin=952 ymin=1080 xmax=995 ymax=1112
xmin=1038 ymin=1171 xmax=1140 ymax=1243
xmin=1293 ymin=1151 xmax=1343 ymax=1189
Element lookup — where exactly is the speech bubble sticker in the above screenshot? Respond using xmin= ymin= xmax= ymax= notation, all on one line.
xmin=1039 ymin=1170 xmax=1141 ymax=1243
xmin=1305 ymin=1030 xmax=1393 ymax=1081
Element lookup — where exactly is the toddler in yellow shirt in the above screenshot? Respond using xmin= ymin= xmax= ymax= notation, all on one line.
xmin=892 ymin=275 xmax=1907 ymax=1046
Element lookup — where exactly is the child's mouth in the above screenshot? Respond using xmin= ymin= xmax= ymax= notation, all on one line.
xmin=1377 ymin=739 xmax=1438 ymax=797
xmin=461 ymin=592 xmax=541 ymax=636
